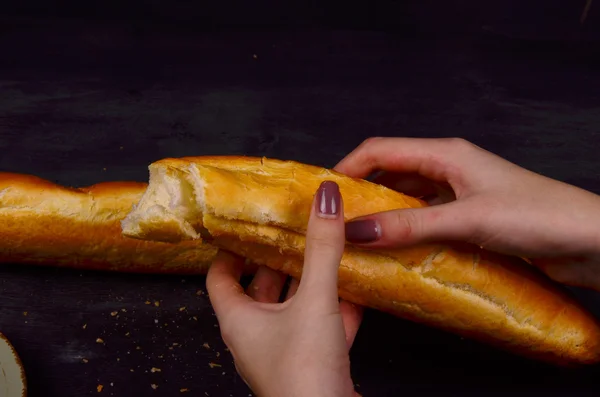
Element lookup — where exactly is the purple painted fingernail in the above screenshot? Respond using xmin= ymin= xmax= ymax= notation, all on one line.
xmin=345 ymin=219 xmax=381 ymax=243
xmin=315 ymin=181 xmax=341 ymax=219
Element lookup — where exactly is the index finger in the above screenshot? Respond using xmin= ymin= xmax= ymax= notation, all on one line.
xmin=333 ymin=137 xmax=468 ymax=184
xmin=206 ymin=250 xmax=253 ymax=319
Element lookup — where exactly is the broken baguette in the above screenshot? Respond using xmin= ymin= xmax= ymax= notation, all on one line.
xmin=0 ymin=172 xmax=218 ymax=274
xmin=121 ymin=155 xmax=600 ymax=366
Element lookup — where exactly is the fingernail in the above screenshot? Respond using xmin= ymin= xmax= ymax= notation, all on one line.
xmin=315 ymin=181 xmax=341 ymax=219
xmin=345 ymin=219 xmax=381 ymax=243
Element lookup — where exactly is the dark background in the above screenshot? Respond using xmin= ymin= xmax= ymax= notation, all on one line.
xmin=1 ymin=0 xmax=600 ymax=396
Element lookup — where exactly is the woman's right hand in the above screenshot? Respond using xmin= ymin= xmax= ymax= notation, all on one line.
xmin=334 ymin=137 xmax=600 ymax=291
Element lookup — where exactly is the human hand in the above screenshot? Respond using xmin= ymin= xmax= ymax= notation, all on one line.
xmin=335 ymin=137 xmax=600 ymax=291
xmin=206 ymin=181 xmax=363 ymax=397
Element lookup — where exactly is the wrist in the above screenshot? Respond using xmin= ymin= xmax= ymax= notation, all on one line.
xmin=263 ymin=376 xmax=354 ymax=397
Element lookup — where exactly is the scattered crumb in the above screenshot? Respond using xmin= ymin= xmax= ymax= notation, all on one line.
xmin=151 ymin=384 xmax=158 ymax=390
xmin=252 ymin=54 xmax=258 ymax=59
xmin=121 ymin=308 xmax=127 ymax=313
xmin=154 ymin=320 xmax=159 ymax=324
xmin=117 ymin=358 xmax=120 ymax=362
xmin=196 ymin=290 xmax=204 ymax=296
xmin=110 ymin=311 xmax=118 ymax=317
xmin=136 ymin=346 xmax=141 ymax=350
xmin=208 ymin=362 xmax=222 ymax=369
xmin=130 ymin=369 xmax=135 ymax=372
xmin=179 ymin=307 xmax=186 ymax=312
xmin=97 ymin=385 xmax=104 ymax=393
xmin=158 ymin=355 xmax=164 ymax=359
xmin=180 ymin=389 xmax=189 ymax=393
xmin=216 ymin=352 xmax=220 ymax=358
xmin=154 ymin=301 xmax=160 ymax=307
xmin=193 ymin=316 xmax=198 ymax=321
xmin=202 ymin=343 xmax=210 ymax=349
xmin=82 ymin=358 xmax=89 ymax=364
xmin=110 ymin=383 xmax=114 ymax=387
xmin=119 ymin=146 xmax=124 ymax=150
xmin=96 ymin=338 xmax=104 ymax=344
xmin=151 ymin=367 xmax=161 ymax=373
xmin=145 ymin=301 xmax=151 ymax=305
xmin=173 ymin=343 xmax=179 ymax=346
xmin=23 ymin=311 xmax=28 ymax=316
xmin=102 ymin=168 xmax=107 ymax=171
xmin=125 ymin=332 xmax=130 ymax=337
xmin=83 ymin=324 xmax=87 ymax=330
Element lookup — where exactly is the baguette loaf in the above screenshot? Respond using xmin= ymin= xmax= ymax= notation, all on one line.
xmin=0 ymin=172 xmax=219 ymax=274
xmin=121 ymin=155 xmax=600 ymax=366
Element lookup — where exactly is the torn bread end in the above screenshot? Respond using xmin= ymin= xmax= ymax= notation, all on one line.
xmin=121 ymin=164 xmax=205 ymax=242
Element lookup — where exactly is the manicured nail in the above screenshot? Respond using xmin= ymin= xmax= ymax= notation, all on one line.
xmin=315 ymin=181 xmax=341 ymax=219
xmin=345 ymin=219 xmax=381 ymax=243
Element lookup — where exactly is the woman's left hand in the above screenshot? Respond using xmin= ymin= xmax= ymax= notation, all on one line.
xmin=207 ymin=181 xmax=363 ymax=397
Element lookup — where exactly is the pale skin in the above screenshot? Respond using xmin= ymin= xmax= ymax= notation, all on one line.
xmin=207 ymin=137 xmax=600 ymax=396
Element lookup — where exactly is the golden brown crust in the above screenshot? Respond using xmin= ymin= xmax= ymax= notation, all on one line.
xmin=0 ymin=172 xmax=218 ymax=274
xmin=122 ymin=156 xmax=600 ymax=365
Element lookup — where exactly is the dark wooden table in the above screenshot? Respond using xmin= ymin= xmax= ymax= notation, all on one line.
xmin=1 ymin=15 xmax=600 ymax=397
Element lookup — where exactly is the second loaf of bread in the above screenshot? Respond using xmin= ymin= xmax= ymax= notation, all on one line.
xmin=121 ymin=155 xmax=600 ymax=366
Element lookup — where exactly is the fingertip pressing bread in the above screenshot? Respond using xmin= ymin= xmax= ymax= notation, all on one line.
xmin=121 ymin=156 xmax=600 ymax=366
xmin=0 ymin=172 xmax=219 ymax=274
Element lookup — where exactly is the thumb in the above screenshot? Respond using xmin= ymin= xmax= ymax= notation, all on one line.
xmin=295 ymin=181 xmax=345 ymax=308
xmin=344 ymin=201 xmax=476 ymax=248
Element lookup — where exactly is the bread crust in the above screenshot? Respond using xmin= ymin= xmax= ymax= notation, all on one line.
xmin=121 ymin=155 xmax=600 ymax=366
xmin=0 ymin=172 xmax=218 ymax=274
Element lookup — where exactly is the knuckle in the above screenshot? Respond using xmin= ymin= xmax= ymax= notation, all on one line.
xmin=393 ymin=210 xmax=421 ymax=241
xmin=444 ymin=137 xmax=473 ymax=150
xmin=306 ymin=234 xmax=342 ymax=255
xmin=360 ymin=136 xmax=384 ymax=150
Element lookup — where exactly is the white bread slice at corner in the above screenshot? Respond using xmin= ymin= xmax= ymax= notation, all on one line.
xmin=0 ymin=172 xmax=219 ymax=274
xmin=121 ymin=155 xmax=600 ymax=366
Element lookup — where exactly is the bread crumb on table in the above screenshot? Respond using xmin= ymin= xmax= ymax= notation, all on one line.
xmin=150 ymin=367 xmax=161 ymax=373
xmin=82 ymin=358 xmax=89 ymax=363
xmin=202 ymin=343 xmax=210 ymax=349
xmin=180 ymin=389 xmax=189 ymax=393
xmin=110 ymin=311 xmax=118 ymax=317
xmin=151 ymin=384 xmax=158 ymax=390
xmin=97 ymin=385 xmax=104 ymax=392
xmin=154 ymin=301 xmax=160 ymax=307
xmin=208 ymin=362 xmax=222 ymax=369
xmin=96 ymin=338 xmax=104 ymax=344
